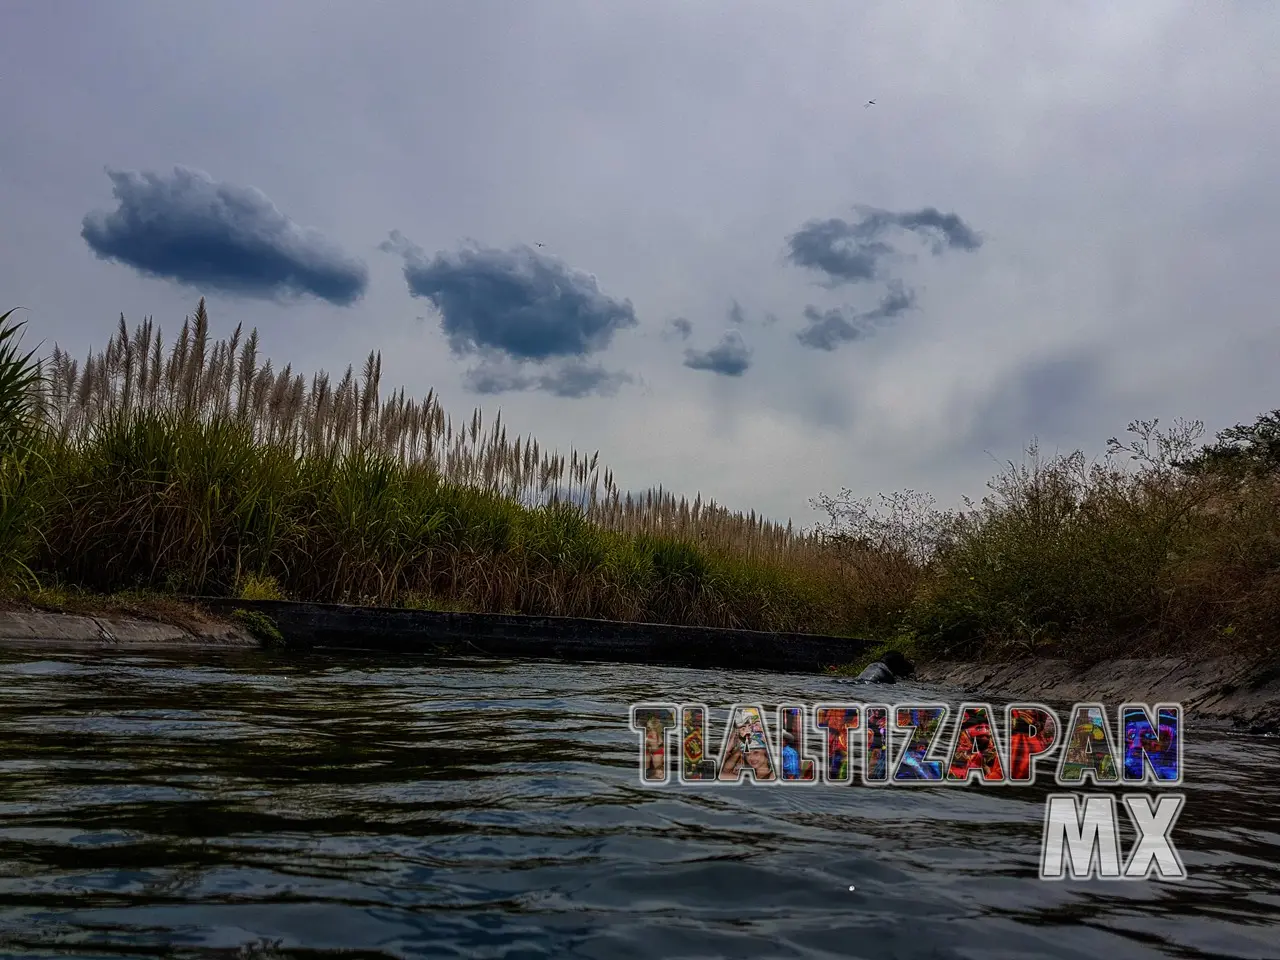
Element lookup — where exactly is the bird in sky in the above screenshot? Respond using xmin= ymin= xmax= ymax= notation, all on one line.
xmin=865 ymin=100 xmax=876 ymax=108
xmin=535 ymin=242 xmax=546 ymax=248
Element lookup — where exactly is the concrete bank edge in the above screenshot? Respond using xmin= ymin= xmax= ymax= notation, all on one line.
xmin=913 ymin=656 xmax=1280 ymax=735
xmin=0 ymin=609 xmax=257 ymax=648
xmin=2 ymin=607 xmax=1277 ymax=732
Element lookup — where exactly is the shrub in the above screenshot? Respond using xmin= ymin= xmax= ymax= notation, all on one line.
xmin=231 ymin=608 xmax=285 ymax=648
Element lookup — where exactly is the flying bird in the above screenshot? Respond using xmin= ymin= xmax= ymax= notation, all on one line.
xmin=535 ymin=242 xmax=546 ymax=248
xmin=864 ymin=100 xmax=876 ymax=108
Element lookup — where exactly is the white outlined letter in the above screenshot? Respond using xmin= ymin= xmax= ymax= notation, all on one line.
xmin=1040 ymin=794 xmax=1123 ymax=880
xmin=1122 ymin=794 xmax=1187 ymax=880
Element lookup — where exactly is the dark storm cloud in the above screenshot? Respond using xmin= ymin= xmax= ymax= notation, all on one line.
xmin=464 ymin=360 xmax=633 ymax=398
xmin=80 ymin=166 xmax=369 ymax=305
xmin=382 ymin=231 xmax=638 ymax=360
xmin=684 ymin=330 xmax=752 ymax=377
xmin=786 ymin=205 xmax=983 ymax=285
xmin=796 ymin=282 xmax=916 ymax=351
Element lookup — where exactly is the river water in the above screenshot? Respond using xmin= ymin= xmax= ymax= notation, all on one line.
xmin=0 ymin=648 xmax=1276 ymax=959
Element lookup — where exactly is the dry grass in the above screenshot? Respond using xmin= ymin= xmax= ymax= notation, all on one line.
xmin=9 ymin=299 xmax=1280 ymax=660
xmin=903 ymin=426 xmax=1280 ymax=662
xmin=2 ymin=583 xmax=227 ymax=632
xmin=40 ymin=300 xmax=822 ymax=564
xmin=15 ymin=300 xmax=852 ymax=634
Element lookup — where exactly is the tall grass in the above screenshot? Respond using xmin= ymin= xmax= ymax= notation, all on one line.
xmin=17 ymin=300 xmax=848 ymax=632
xmin=0 ymin=309 xmax=45 ymax=582
xmin=9 ymin=298 xmax=1280 ymax=659
xmin=42 ymin=301 xmax=821 ymax=562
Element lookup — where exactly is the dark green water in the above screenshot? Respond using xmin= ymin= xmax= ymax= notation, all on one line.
xmin=0 ymin=648 xmax=1276 ymax=959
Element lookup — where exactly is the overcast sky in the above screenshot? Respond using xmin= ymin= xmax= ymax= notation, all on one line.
xmin=2 ymin=1 xmax=1277 ymax=525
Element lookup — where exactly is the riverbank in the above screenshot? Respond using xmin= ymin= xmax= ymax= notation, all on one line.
xmin=2 ymin=602 xmax=1277 ymax=733
xmin=12 ymin=303 xmax=1280 ymax=668
xmin=0 ymin=599 xmax=875 ymax=672
xmin=0 ymin=607 xmax=257 ymax=648
xmin=913 ymin=657 xmax=1280 ymax=735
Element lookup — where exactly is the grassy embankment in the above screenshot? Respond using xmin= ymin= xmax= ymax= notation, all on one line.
xmin=2 ymin=300 xmax=1279 ymax=666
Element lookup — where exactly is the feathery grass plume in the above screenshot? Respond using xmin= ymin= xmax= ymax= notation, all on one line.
xmin=25 ymin=301 xmax=850 ymax=631
xmin=30 ymin=299 xmax=1275 ymax=659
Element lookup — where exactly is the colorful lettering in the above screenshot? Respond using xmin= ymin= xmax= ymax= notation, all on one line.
xmin=814 ymin=705 xmax=860 ymax=783
xmin=680 ymin=704 xmax=718 ymax=782
xmin=1057 ymin=704 xmax=1120 ymax=784
xmin=777 ymin=706 xmax=818 ymax=782
xmin=716 ymin=704 xmax=778 ymax=783
xmin=630 ymin=704 xmax=677 ymax=784
xmin=863 ymin=705 xmax=890 ymax=783
xmin=1121 ymin=703 xmax=1182 ymax=784
xmin=945 ymin=703 xmax=1007 ymax=784
xmin=893 ymin=704 xmax=948 ymax=782
xmin=1007 ymin=704 xmax=1060 ymax=784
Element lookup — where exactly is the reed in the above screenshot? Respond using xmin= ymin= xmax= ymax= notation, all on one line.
xmin=17 ymin=300 xmax=854 ymax=633
xmin=40 ymin=301 xmax=825 ymax=562
xmin=11 ymin=299 xmax=1278 ymax=660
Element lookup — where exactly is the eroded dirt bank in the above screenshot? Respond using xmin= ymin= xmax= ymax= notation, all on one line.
xmin=913 ymin=656 xmax=1280 ymax=735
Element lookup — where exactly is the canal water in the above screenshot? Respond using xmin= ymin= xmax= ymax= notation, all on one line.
xmin=0 ymin=648 xmax=1276 ymax=959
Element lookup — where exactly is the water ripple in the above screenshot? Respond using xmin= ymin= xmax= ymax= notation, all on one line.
xmin=0 ymin=648 xmax=1277 ymax=959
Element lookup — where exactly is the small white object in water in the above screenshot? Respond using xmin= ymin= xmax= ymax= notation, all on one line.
xmin=848 ymin=885 xmax=856 ymax=891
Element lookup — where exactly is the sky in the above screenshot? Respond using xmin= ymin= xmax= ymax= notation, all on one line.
xmin=2 ymin=1 xmax=1277 ymax=526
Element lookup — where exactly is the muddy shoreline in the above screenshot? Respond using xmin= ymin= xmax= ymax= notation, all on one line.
xmin=2 ymin=604 xmax=1276 ymax=733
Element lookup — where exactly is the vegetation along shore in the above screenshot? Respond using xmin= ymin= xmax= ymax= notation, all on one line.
xmin=3 ymin=300 xmax=1279 ymax=673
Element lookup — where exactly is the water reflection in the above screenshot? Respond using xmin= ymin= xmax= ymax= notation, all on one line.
xmin=0 ymin=648 xmax=1277 ymax=959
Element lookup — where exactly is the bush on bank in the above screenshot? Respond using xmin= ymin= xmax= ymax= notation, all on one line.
xmin=896 ymin=425 xmax=1280 ymax=661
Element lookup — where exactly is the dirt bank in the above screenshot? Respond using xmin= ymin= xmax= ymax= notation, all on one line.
xmin=913 ymin=656 xmax=1280 ymax=735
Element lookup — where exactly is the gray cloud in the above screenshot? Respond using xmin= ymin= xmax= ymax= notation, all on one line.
xmin=955 ymin=351 xmax=1107 ymax=456
xmin=80 ymin=166 xmax=369 ymax=305
xmin=728 ymin=300 xmax=746 ymax=325
xmin=787 ymin=218 xmax=892 ymax=284
xmin=665 ymin=317 xmax=694 ymax=340
xmin=464 ymin=360 xmax=633 ymax=398
xmin=786 ymin=205 xmax=982 ymax=285
xmin=797 ymin=282 xmax=916 ymax=351
xmin=860 ymin=207 xmax=983 ymax=255
xmin=684 ymin=330 xmax=752 ymax=377
xmin=382 ymin=231 xmax=638 ymax=360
